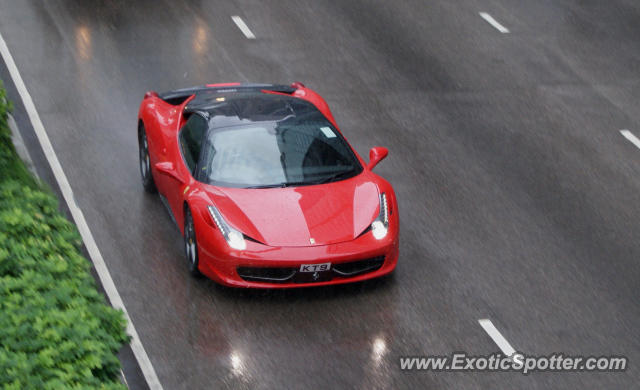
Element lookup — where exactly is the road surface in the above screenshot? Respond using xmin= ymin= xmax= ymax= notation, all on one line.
xmin=1 ymin=0 xmax=639 ymax=388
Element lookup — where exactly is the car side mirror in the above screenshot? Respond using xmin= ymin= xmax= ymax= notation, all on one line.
xmin=367 ymin=147 xmax=388 ymax=170
xmin=155 ymin=162 xmax=184 ymax=183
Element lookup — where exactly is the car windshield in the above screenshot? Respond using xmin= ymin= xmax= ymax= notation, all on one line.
xmin=198 ymin=113 xmax=362 ymax=188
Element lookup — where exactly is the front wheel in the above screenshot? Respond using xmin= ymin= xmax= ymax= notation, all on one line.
xmin=184 ymin=208 xmax=202 ymax=277
xmin=138 ymin=122 xmax=156 ymax=193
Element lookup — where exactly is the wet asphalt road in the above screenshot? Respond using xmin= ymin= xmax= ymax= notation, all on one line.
xmin=1 ymin=0 xmax=640 ymax=388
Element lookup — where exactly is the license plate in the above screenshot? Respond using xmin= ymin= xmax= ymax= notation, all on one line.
xmin=299 ymin=263 xmax=331 ymax=272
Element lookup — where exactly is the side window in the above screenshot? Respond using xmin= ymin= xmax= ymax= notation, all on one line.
xmin=179 ymin=114 xmax=207 ymax=174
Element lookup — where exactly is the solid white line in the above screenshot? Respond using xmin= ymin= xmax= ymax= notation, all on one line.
xmin=478 ymin=319 xmax=516 ymax=357
xmin=0 ymin=32 xmax=163 ymax=390
xmin=620 ymin=129 xmax=640 ymax=150
xmin=120 ymin=369 xmax=129 ymax=389
xmin=479 ymin=12 xmax=510 ymax=33
xmin=231 ymin=16 xmax=256 ymax=39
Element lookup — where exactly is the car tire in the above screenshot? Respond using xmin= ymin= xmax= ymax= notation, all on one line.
xmin=184 ymin=207 xmax=202 ymax=277
xmin=138 ymin=122 xmax=157 ymax=193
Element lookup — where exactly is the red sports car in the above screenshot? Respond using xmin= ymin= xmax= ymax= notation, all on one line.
xmin=137 ymin=82 xmax=399 ymax=288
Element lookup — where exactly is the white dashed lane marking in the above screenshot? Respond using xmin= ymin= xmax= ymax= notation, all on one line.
xmin=479 ymin=12 xmax=510 ymax=33
xmin=620 ymin=129 xmax=640 ymax=150
xmin=232 ymin=16 xmax=256 ymax=39
xmin=478 ymin=319 xmax=517 ymax=357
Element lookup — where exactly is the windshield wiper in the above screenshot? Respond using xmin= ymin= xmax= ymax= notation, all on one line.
xmin=244 ymin=183 xmax=287 ymax=189
xmin=243 ymin=171 xmax=355 ymax=189
xmin=315 ymin=169 xmax=356 ymax=184
xmin=244 ymin=181 xmax=315 ymax=188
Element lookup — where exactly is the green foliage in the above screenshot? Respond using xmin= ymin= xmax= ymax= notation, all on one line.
xmin=0 ymin=81 xmax=129 ymax=389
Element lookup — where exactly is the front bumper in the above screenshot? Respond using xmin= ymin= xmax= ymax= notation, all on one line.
xmin=192 ymin=208 xmax=399 ymax=288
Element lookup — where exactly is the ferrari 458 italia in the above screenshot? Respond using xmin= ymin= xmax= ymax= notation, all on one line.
xmin=137 ymin=82 xmax=399 ymax=287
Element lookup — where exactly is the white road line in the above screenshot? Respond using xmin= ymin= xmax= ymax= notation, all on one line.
xmin=620 ymin=129 xmax=640 ymax=150
xmin=120 ymin=369 xmax=129 ymax=389
xmin=231 ymin=15 xmax=256 ymax=39
xmin=0 ymin=33 xmax=163 ymax=390
xmin=478 ymin=319 xmax=516 ymax=357
xmin=479 ymin=12 xmax=510 ymax=33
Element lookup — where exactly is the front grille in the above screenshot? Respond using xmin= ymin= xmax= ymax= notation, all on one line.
xmin=236 ymin=256 xmax=385 ymax=284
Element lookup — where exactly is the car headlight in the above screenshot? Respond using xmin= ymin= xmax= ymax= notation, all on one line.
xmin=207 ymin=205 xmax=247 ymax=250
xmin=371 ymin=192 xmax=389 ymax=240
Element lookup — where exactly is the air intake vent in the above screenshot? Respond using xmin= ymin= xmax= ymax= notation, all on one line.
xmin=332 ymin=256 xmax=385 ymax=277
xmin=236 ymin=256 xmax=385 ymax=284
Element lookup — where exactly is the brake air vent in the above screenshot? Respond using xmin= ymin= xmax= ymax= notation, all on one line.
xmin=332 ymin=256 xmax=385 ymax=277
xmin=236 ymin=266 xmax=296 ymax=282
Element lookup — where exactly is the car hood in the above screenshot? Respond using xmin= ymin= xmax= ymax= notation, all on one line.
xmin=206 ymin=176 xmax=380 ymax=247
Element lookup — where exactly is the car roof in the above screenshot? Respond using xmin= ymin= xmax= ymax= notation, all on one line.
xmin=186 ymin=89 xmax=321 ymax=129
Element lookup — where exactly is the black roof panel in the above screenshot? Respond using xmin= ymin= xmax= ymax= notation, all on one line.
xmin=188 ymin=91 xmax=319 ymax=129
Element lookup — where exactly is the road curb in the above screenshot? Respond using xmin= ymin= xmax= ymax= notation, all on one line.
xmin=8 ymin=112 xmax=38 ymax=178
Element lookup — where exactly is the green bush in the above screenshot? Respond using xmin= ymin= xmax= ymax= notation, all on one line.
xmin=0 ymin=82 xmax=129 ymax=389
